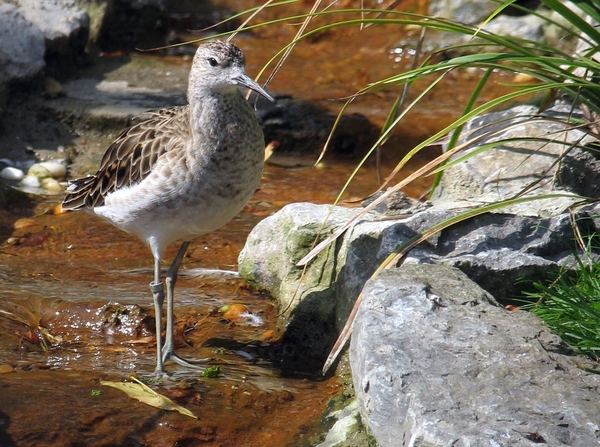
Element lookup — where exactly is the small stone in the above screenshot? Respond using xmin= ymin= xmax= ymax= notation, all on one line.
xmin=27 ymin=164 xmax=51 ymax=179
xmin=38 ymin=160 xmax=67 ymax=178
xmin=43 ymin=76 xmax=66 ymax=99
xmin=13 ymin=218 xmax=38 ymax=229
xmin=512 ymin=72 xmax=537 ymax=83
xmin=21 ymin=174 xmax=41 ymax=187
xmin=0 ymin=364 xmax=14 ymax=374
xmin=41 ymin=177 xmax=63 ymax=192
xmin=1 ymin=166 xmax=25 ymax=181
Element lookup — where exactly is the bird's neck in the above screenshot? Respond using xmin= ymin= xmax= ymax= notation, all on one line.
xmin=188 ymin=88 xmax=245 ymax=149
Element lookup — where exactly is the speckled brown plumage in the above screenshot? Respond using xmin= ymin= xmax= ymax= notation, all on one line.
xmin=63 ymin=107 xmax=188 ymax=209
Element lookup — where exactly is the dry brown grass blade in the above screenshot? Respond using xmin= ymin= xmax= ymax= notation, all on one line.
xmin=322 ymin=291 xmax=361 ymax=374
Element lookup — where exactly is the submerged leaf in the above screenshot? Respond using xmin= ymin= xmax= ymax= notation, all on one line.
xmin=100 ymin=378 xmax=198 ymax=419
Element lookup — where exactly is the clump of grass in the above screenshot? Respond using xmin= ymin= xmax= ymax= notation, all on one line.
xmin=523 ymin=247 xmax=600 ymax=359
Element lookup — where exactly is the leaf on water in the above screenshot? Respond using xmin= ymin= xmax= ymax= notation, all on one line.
xmin=100 ymin=378 xmax=198 ymax=419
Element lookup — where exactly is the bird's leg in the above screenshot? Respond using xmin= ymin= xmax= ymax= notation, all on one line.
xmin=161 ymin=240 xmax=188 ymax=360
xmin=150 ymin=256 xmax=165 ymax=375
xmin=161 ymin=242 xmax=206 ymax=370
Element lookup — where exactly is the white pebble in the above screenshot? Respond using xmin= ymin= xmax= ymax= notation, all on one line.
xmin=0 ymin=166 xmax=25 ymax=181
xmin=38 ymin=160 xmax=67 ymax=178
xmin=41 ymin=177 xmax=63 ymax=192
xmin=21 ymin=174 xmax=41 ymax=187
xmin=27 ymin=164 xmax=51 ymax=179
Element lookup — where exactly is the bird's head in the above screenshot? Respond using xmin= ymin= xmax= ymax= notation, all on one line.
xmin=189 ymin=40 xmax=275 ymax=103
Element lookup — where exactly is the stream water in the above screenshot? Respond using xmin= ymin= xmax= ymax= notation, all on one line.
xmin=0 ymin=1 xmax=516 ymax=446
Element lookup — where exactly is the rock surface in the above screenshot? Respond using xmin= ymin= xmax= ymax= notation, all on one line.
xmin=352 ymin=264 xmax=600 ymax=446
xmin=13 ymin=0 xmax=90 ymax=78
xmin=239 ymin=202 xmax=366 ymax=372
xmin=431 ymin=104 xmax=598 ymax=217
xmin=240 ymin=198 xmax=600 ymax=356
xmin=427 ymin=0 xmax=579 ymax=53
xmin=0 ymin=0 xmax=89 ymax=123
xmin=0 ymin=4 xmax=46 ymax=87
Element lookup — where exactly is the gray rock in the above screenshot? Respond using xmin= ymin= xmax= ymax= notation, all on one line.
xmin=239 ymin=202 xmax=367 ymax=372
xmin=481 ymin=14 xmax=545 ymax=42
xmin=12 ymin=0 xmax=90 ymax=78
xmin=424 ymin=0 xmax=580 ymax=55
xmin=0 ymin=0 xmax=89 ymax=125
xmin=433 ymin=210 xmax=584 ymax=301
xmin=351 ymin=264 xmax=600 ymax=446
xmin=239 ymin=197 xmax=600 ymax=375
xmin=430 ymin=105 xmax=598 ymax=216
xmin=0 ymin=4 xmax=46 ymax=86
xmin=316 ymin=400 xmax=363 ymax=447
xmin=428 ymin=0 xmax=498 ymax=25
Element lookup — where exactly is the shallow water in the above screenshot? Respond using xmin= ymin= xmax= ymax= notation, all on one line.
xmin=0 ymin=160 xmax=399 ymax=446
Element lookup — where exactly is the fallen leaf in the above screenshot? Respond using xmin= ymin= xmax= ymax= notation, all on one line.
xmin=14 ymin=218 xmax=38 ymax=229
xmin=100 ymin=378 xmax=198 ymax=419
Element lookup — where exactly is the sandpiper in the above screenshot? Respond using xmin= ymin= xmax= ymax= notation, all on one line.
xmin=63 ymin=40 xmax=274 ymax=375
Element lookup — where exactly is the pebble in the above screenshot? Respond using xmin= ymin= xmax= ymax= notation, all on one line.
xmin=512 ymin=72 xmax=537 ymax=84
xmin=21 ymin=174 xmax=41 ymax=188
xmin=41 ymin=177 xmax=63 ymax=192
xmin=28 ymin=164 xmax=52 ymax=180
xmin=13 ymin=218 xmax=38 ymax=229
xmin=2 ymin=157 xmax=67 ymax=194
xmin=43 ymin=76 xmax=66 ymax=99
xmin=38 ymin=159 xmax=67 ymax=178
xmin=0 ymin=364 xmax=15 ymax=374
xmin=1 ymin=166 xmax=25 ymax=181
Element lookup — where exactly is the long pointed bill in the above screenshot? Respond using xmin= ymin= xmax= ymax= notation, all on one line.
xmin=235 ymin=73 xmax=275 ymax=103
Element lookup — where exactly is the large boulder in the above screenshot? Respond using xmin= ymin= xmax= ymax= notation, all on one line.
xmin=352 ymin=264 xmax=600 ymax=446
xmin=13 ymin=0 xmax=90 ymax=78
xmin=0 ymin=4 xmax=46 ymax=88
xmin=240 ymin=200 xmax=600 ymax=368
xmin=431 ymin=104 xmax=599 ymax=217
xmin=0 ymin=0 xmax=89 ymax=125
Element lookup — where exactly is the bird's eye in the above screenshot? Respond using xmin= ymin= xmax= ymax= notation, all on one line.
xmin=207 ymin=57 xmax=218 ymax=67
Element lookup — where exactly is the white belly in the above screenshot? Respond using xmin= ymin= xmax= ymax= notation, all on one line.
xmin=93 ymin=148 xmax=263 ymax=258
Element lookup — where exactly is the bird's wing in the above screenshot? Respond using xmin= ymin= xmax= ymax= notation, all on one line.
xmin=63 ymin=106 xmax=190 ymax=210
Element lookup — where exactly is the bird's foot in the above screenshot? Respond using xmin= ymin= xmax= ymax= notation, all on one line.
xmin=162 ymin=351 xmax=210 ymax=371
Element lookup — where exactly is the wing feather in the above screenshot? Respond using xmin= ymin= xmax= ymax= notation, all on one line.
xmin=63 ymin=105 xmax=190 ymax=210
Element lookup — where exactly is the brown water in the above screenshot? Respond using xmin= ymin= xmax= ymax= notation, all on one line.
xmin=0 ymin=1 xmax=518 ymax=445
xmin=0 ymin=168 xmax=350 ymax=447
